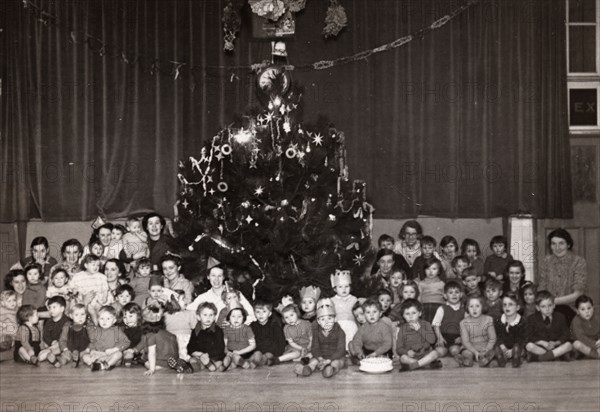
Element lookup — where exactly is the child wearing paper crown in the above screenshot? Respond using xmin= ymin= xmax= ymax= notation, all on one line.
xmin=330 ymin=269 xmax=358 ymax=349
xmin=299 ymin=286 xmax=321 ymax=323
xmin=296 ymin=298 xmax=347 ymax=378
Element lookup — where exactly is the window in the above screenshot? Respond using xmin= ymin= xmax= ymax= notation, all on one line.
xmin=567 ymin=0 xmax=600 ymax=132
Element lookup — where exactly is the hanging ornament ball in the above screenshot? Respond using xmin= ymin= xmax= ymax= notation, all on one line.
xmin=221 ymin=144 xmax=232 ymax=155
xmin=217 ymin=182 xmax=229 ymax=192
xmin=328 ymin=214 xmax=336 ymax=221
xmin=281 ymin=199 xmax=289 ymax=206
xmin=285 ymin=147 xmax=297 ymax=159
xmin=283 ymin=122 xmax=291 ymax=133
xmin=242 ymin=201 xmax=250 ymax=208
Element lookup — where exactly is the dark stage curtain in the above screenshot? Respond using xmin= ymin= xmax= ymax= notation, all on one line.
xmin=0 ymin=0 xmax=572 ymax=222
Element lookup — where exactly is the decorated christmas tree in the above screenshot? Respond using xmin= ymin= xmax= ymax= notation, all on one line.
xmin=174 ymin=67 xmax=374 ymax=301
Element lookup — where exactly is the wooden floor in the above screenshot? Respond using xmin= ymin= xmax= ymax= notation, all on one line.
xmin=1 ymin=359 xmax=599 ymax=412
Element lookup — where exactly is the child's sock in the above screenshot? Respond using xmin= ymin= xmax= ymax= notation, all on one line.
xmin=590 ymin=349 xmax=600 ymax=359
xmin=322 ymin=365 xmax=336 ymax=378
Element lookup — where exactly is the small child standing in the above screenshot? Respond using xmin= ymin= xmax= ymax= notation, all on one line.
xmin=299 ymin=285 xmax=321 ymax=323
xmin=461 ymin=239 xmax=484 ymax=278
xmin=439 ymin=236 xmax=460 ymax=280
xmin=279 ymin=304 xmax=312 ymax=363
xmin=187 ymin=302 xmax=226 ymax=372
xmin=164 ymin=292 xmax=197 ymax=361
xmin=69 ymin=255 xmax=110 ymax=325
xmin=526 ymin=290 xmax=573 ymax=362
xmin=297 ymin=299 xmax=347 ymax=378
xmin=388 ymin=271 xmax=405 ymax=307
xmin=348 ymin=299 xmax=393 ymax=361
xmin=450 ymin=256 xmax=470 ymax=281
xmin=484 ymin=235 xmax=513 ymax=283
xmin=42 ymin=296 xmax=71 ymax=367
xmin=0 ymin=291 xmax=18 ymax=357
xmin=571 ymin=295 xmax=600 ymax=359
xmin=521 ymin=282 xmax=537 ymax=318
xmin=484 ymin=279 xmax=504 ymax=321
xmin=389 ymin=281 xmax=419 ymax=323
xmin=22 ymin=263 xmax=47 ymax=311
xmin=330 ymin=270 xmax=359 ymax=348
xmin=13 ymin=305 xmax=42 ymax=365
xmin=411 ymin=236 xmax=438 ymax=281
xmin=136 ymin=306 xmax=192 ymax=375
xmin=432 ymin=281 xmax=465 ymax=358
xmin=461 ymin=267 xmax=483 ymax=299
xmin=250 ymin=300 xmax=286 ymax=367
xmin=417 ymin=258 xmax=446 ymax=323
xmin=456 ymin=296 xmax=497 ymax=367
xmin=494 ymin=292 xmax=527 ymax=368
xmin=82 ymin=306 xmax=130 ymax=371
xmin=377 ymin=289 xmax=394 ymax=318
xmin=121 ymin=303 xmax=144 ymax=367
xmin=58 ymin=304 xmax=90 ymax=367
xmin=222 ymin=303 xmax=257 ymax=369
xmin=397 ymin=299 xmax=441 ymax=371
xmin=130 ymin=258 xmax=152 ymax=307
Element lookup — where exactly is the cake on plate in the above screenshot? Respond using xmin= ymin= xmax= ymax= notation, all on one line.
xmin=359 ymin=357 xmax=393 ymax=374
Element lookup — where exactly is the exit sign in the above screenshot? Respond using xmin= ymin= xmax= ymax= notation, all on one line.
xmin=570 ymin=88 xmax=598 ymax=126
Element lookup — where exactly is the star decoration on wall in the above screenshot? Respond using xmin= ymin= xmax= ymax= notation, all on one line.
xmin=353 ymin=254 xmax=365 ymax=265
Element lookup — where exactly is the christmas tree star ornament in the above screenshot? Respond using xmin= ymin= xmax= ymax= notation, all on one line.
xmin=254 ymin=186 xmax=264 ymax=196
xmin=353 ymin=254 xmax=365 ymax=266
xmin=245 ymin=215 xmax=254 ymax=224
xmin=182 ymin=199 xmax=189 ymax=209
xmin=312 ymin=133 xmax=323 ymax=146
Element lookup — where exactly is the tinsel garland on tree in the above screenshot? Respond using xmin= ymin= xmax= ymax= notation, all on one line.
xmin=173 ymin=68 xmax=374 ymax=301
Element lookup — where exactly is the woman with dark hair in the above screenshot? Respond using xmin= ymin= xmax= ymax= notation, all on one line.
xmin=4 ymin=270 xmax=27 ymax=308
xmin=142 ymin=212 xmax=173 ymax=275
xmin=364 ymin=249 xmax=409 ymax=295
xmin=10 ymin=237 xmax=58 ymax=282
xmin=82 ymin=223 xmax=114 ymax=260
xmin=538 ymin=228 xmax=587 ymax=323
xmin=393 ymin=220 xmax=423 ymax=267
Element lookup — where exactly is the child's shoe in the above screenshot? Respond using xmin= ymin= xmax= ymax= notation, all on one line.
xmin=478 ymin=350 xmax=495 ymax=367
xmin=494 ymin=347 xmax=507 ymax=367
xmin=462 ymin=356 xmax=474 ymax=367
xmin=429 ymin=360 xmax=443 ymax=369
xmin=99 ymin=361 xmax=111 ymax=371
xmin=294 ymin=364 xmax=312 ymax=377
xmin=28 ymin=355 xmax=39 ymax=366
xmin=168 ymin=357 xmax=194 ymax=374
xmin=322 ymin=365 xmax=335 ymax=378
xmin=560 ymin=351 xmax=573 ymax=362
xmin=453 ymin=354 xmax=465 ymax=367
xmin=300 ymin=356 xmax=310 ymax=365
xmin=91 ymin=362 xmax=102 ymax=372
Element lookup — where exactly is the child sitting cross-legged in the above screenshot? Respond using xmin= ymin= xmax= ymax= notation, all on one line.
xmin=526 ymin=290 xmax=573 ymax=362
xmin=137 ymin=305 xmax=193 ymax=375
xmin=278 ymin=304 xmax=312 ymax=364
xmin=493 ymin=292 xmax=528 ymax=368
xmin=0 ymin=290 xmax=18 ymax=359
xmin=249 ymin=300 xmax=286 ymax=367
xmin=571 ymin=295 xmax=600 ymax=359
xmin=82 ymin=305 xmax=130 ymax=371
xmin=456 ymin=296 xmax=497 ymax=367
xmin=348 ymin=299 xmax=393 ymax=363
xmin=58 ymin=304 xmax=90 ymax=368
xmin=397 ymin=299 xmax=442 ymax=371
xmin=296 ymin=298 xmax=347 ymax=378
xmin=432 ymin=281 xmax=465 ymax=358
xmin=222 ymin=302 xmax=257 ymax=370
xmin=41 ymin=296 xmax=71 ymax=368
xmin=13 ymin=305 xmax=42 ymax=365
xmin=187 ymin=302 xmax=226 ymax=372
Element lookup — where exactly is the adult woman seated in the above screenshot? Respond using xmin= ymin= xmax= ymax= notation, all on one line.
xmin=142 ymin=212 xmax=173 ymax=275
xmin=10 ymin=237 xmax=58 ymax=281
xmin=186 ymin=263 xmax=255 ymax=324
xmin=393 ymin=220 xmax=423 ymax=268
xmin=363 ymin=249 xmax=409 ymax=295
xmin=538 ymin=228 xmax=586 ymax=324
xmin=3 ymin=270 xmax=27 ymax=308
xmin=81 ymin=223 xmax=114 ymax=261
xmin=50 ymin=239 xmax=83 ymax=276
